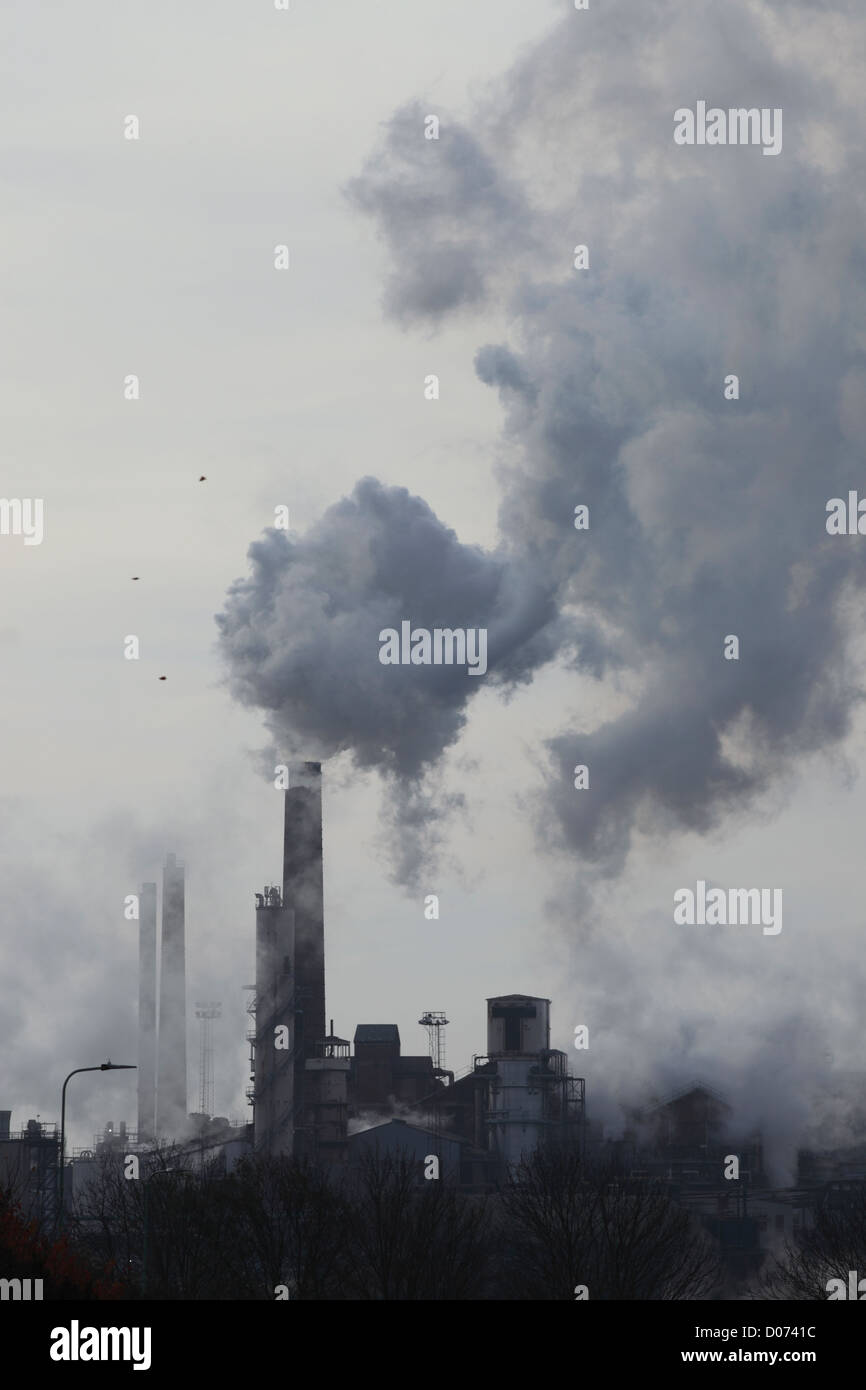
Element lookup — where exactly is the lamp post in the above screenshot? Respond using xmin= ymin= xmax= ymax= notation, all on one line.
xmin=58 ymin=1061 xmax=136 ymax=1228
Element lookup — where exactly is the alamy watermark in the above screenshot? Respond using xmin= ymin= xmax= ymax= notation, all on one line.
xmin=1 ymin=1277 xmax=43 ymax=1300
xmin=49 ymin=1322 xmax=151 ymax=1371
xmin=674 ymin=103 xmax=782 ymax=157
xmin=826 ymin=1271 xmax=866 ymax=1299
xmin=826 ymin=493 xmax=866 ymax=535
xmin=0 ymin=498 xmax=43 ymax=545
xmin=674 ymin=881 xmax=782 ymax=935
xmin=379 ymin=621 xmax=487 ymax=676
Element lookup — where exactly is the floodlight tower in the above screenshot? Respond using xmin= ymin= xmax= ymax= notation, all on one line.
xmin=418 ymin=1011 xmax=449 ymax=1078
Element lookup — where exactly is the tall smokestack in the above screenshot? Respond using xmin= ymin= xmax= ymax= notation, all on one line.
xmin=254 ymin=887 xmax=295 ymax=1156
xmin=137 ymin=881 xmax=157 ymax=1142
xmin=283 ymin=763 xmax=325 ymax=1160
xmin=283 ymin=764 xmax=325 ymax=1059
xmin=157 ymin=853 xmax=187 ymax=1137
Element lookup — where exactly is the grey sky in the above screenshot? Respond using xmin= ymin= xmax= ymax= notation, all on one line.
xmin=2 ymin=0 xmax=865 ymax=1181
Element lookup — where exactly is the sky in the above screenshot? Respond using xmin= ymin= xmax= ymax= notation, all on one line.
xmin=2 ymin=0 xmax=865 ymax=1182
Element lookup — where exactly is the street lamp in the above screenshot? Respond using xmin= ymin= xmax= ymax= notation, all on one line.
xmin=58 ymin=1060 xmax=136 ymax=1227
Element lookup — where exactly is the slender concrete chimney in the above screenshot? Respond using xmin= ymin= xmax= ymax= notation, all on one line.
xmin=283 ymin=764 xmax=325 ymax=1160
xmin=283 ymin=763 xmax=325 ymax=1059
xmin=137 ymin=882 xmax=157 ymax=1142
xmin=254 ymin=887 xmax=295 ymax=1156
xmin=157 ymin=853 xmax=187 ymax=1137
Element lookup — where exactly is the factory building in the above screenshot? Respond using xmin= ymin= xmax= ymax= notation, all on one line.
xmin=349 ymin=1025 xmax=444 ymax=1117
xmin=417 ymin=995 xmax=585 ymax=1183
xmin=342 ymin=997 xmax=585 ymax=1188
xmin=485 ymin=995 xmax=584 ymax=1168
xmin=348 ymin=1118 xmax=468 ymax=1181
xmin=0 ymin=1111 xmax=59 ymax=1227
xmin=302 ymin=1026 xmax=351 ymax=1164
xmin=247 ymin=767 xmax=586 ymax=1182
xmin=627 ymin=1082 xmax=766 ymax=1188
xmin=9 ymin=770 xmax=583 ymax=1200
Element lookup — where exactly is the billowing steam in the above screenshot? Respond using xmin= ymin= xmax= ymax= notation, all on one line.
xmin=217 ymin=475 xmax=570 ymax=778
xmin=219 ymin=0 xmax=866 ymax=881
xmin=214 ymin=0 xmax=866 ymax=1178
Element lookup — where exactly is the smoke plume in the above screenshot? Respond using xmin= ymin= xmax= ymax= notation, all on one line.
xmin=220 ymin=0 xmax=866 ymax=882
xmin=217 ymin=474 xmax=569 ymax=785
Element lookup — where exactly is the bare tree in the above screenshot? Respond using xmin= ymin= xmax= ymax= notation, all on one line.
xmin=344 ymin=1150 xmax=491 ymax=1300
xmin=760 ymin=1187 xmax=866 ymax=1300
xmin=223 ymin=1154 xmax=351 ymax=1300
xmin=499 ymin=1147 xmax=720 ymax=1300
xmin=71 ymin=1145 xmax=238 ymax=1299
xmin=0 ymin=1179 xmax=122 ymax=1299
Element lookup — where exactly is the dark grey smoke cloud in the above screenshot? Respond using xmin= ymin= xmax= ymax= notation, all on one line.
xmin=346 ymin=107 xmax=533 ymax=325
xmin=337 ymin=0 xmax=866 ymax=876
xmin=219 ymin=0 xmax=865 ymax=881
xmin=211 ymin=0 xmax=866 ymax=1174
xmin=217 ymin=476 xmax=572 ymax=786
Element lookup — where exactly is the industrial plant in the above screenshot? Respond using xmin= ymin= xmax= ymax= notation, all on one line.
xmin=2 ymin=761 xmax=865 ymax=1295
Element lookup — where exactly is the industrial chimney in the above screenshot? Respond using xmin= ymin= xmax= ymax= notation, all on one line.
xmin=283 ymin=763 xmax=325 ymax=1160
xmin=157 ymin=853 xmax=187 ymax=1137
xmin=137 ymin=881 xmax=157 ymax=1142
xmin=283 ymin=763 xmax=325 ymax=1061
xmin=253 ymin=886 xmax=295 ymax=1156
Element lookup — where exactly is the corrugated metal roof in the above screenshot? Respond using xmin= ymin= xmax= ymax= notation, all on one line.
xmin=349 ymin=1118 xmax=469 ymax=1146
